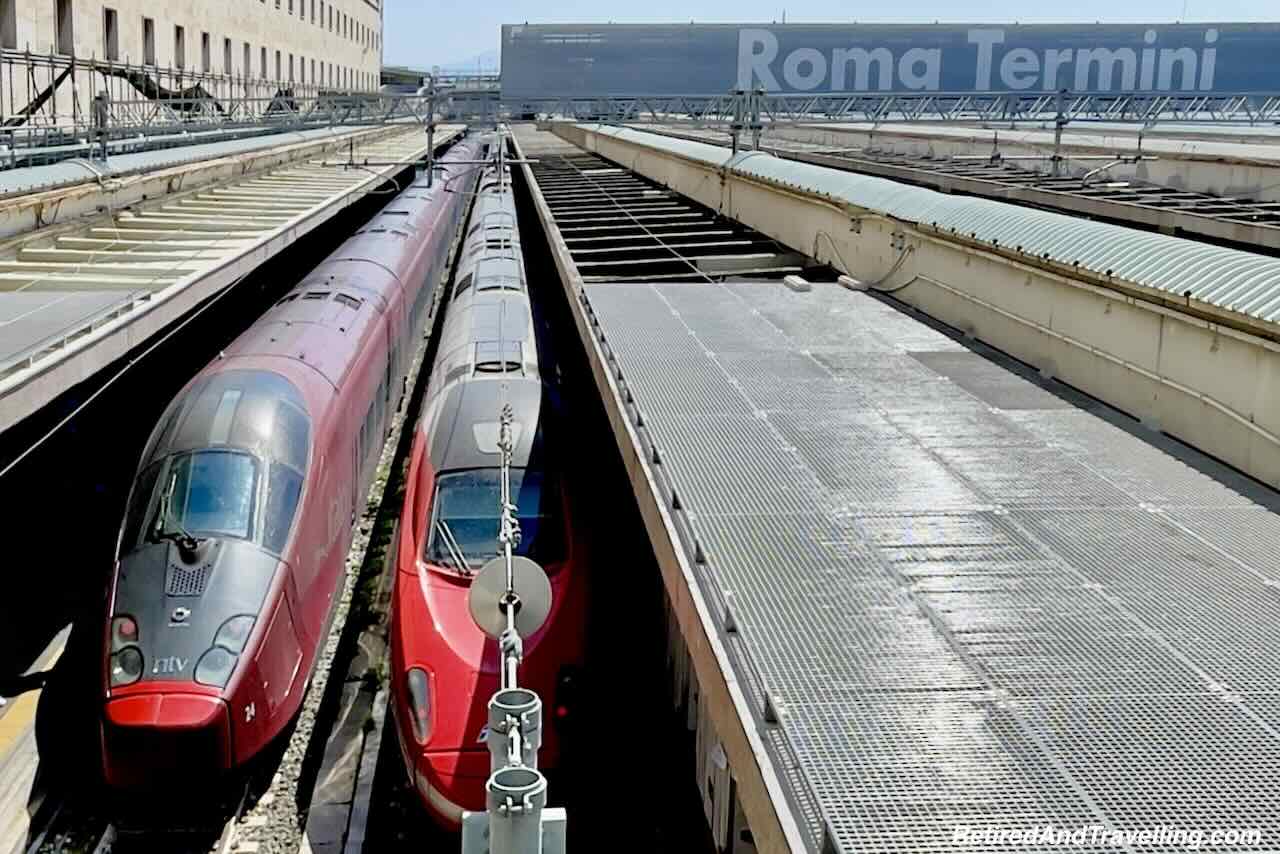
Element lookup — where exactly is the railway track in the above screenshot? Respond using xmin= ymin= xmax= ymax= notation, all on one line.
xmin=26 ymin=778 xmax=248 ymax=854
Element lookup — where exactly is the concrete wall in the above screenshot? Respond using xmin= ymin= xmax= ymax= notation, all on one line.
xmin=560 ymin=123 xmax=1280 ymax=490
xmin=9 ymin=0 xmax=382 ymax=89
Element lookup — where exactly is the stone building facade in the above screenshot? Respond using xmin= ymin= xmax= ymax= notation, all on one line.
xmin=4 ymin=0 xmax=383 ymax=101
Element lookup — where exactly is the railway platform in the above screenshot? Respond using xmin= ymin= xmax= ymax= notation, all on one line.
xmin=517 ymin=125 xmax=1280 ymax=853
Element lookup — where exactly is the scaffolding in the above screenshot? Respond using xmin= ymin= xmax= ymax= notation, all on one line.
xmin=0 ymin=47 xmax=395 ymax=151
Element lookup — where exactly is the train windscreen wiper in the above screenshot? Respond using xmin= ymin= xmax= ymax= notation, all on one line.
xmin=149 ymin=469 xmax=204 ymax=556
xmin=433 ymin=519 xmax=471 ymax=575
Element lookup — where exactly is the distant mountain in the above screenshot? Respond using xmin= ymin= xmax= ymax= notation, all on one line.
xmin=437 ymin=48 xmax=500 ymax=74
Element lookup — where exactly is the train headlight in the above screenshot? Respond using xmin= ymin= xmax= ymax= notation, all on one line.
xmin=111 ymin=615 xmax=139 ymax=652
xmin=213 ymin=615 xmax=255 ymax=654
xmin=110 ymin=646 xmax=143 ymax=687
xmin=194 ymin=615 xmax=254 ymax=688
xmin=195 ymin=647 xmax=237 ymax=687
xmin=406 ymin=667 xmax=432 ymax=744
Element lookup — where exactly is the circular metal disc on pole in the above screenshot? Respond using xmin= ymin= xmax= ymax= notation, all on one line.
xmin=468 ymin=556 xmax=552 ymax=640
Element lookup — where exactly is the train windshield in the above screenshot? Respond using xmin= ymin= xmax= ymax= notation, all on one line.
xmin=424 ymin=468 xmax=563 ymax=571
xmin=138 ymin=450 xmax=259 ymax=543
xmin=118 ymin=370 xmax=311 ymax=558
xmin=119 ymin=449 xmax=308 ymax=556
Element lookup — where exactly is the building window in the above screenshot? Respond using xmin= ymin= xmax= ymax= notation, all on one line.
xmin=174 ymin=24 xmax=185 ymax=69
xmin=318 ymin=0 xmax=323 ymax=27
xmin=287 ymin=0 xmax=292 ymax=13
xmin=201 ymin=31 xmax=210 ymax=72
xmin=288 ymin=53 xmax=293 ymax=81
xmin=224 ymin=37 xmax=232 ymax=73
xmin=260 ymin=45 xmax=266 ymax=78
xmin=310 ymin=0 xmax=314 ymax=24
xmin=275 ymin=49 xmax=280 ymax=81
xmin=243 ymin=42 xmax=250 ymax=77
xmin=142 ymin=16 xmax=154 ymax=64
xmin=310 ymin=58 xmax=315 ymax=83
xmin=102 ymin=7 xmax=118 ymax=60
xmin=328 ymin=7 xmax=332 ymax=31
xmin=0 ymin=0 xmax=15 ymax=49
xmin=54 ymin=0 xmax=74 ymax=55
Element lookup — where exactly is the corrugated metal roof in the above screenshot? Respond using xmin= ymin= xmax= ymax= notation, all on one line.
xmin=586 ymin=125 xmax=1280 ymax=326
xmin=808 ymin=121 xmax=1280 ymax=165
xmin=0 ymin=125 xmax=377 ymax=197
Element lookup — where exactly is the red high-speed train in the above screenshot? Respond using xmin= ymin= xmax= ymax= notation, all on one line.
xmin=388 ymin=148 xmax=587 ymax=827
xmin=99 ymin=135 xmax=484 ymax=786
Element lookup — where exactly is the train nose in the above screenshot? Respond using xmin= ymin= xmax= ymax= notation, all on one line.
xmin=415 ymin=749 xmax=489 ymax=827
xmin=102 ymin=692 xmax=232 ymax=787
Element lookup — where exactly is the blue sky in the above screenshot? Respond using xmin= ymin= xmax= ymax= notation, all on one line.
xmin=382 ymin=0 xmax=1278 ymax=69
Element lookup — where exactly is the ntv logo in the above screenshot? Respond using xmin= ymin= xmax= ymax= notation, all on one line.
xmin=737 ymin=28 xmax=1221 ymax=93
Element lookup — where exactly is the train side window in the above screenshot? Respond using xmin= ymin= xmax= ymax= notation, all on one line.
xmin=334 ymin=293 xmax=362 ymax=310
xmin=263 ymin=463 xmax=304 ymax=554
xmin=362 ymin=400 xmax=376 ymax=460
xmin=375 ymin=378 xmax=387 ymax=437
xmin=120 ymin=461 xmax=163 ymax=553
xmin=453 ymin=273 xmax=473 ymax=298
xmin=271 ymin=401 xmax=311 ymax=472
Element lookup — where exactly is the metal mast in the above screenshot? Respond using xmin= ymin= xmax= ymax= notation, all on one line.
xmin=460 ymin=237 xmax=561 ymax=854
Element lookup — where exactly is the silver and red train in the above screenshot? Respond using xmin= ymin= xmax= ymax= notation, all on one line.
xmin=388 ymin=147 xmax=587 ymax=826
xmin=99 ymin=134 xmax=484 ymax=786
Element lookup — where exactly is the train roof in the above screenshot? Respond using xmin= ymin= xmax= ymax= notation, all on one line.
xmin=424 ymin=376 xmax=542 ymax=473
xmin=139 ymin=368 xmax=311 ymax=472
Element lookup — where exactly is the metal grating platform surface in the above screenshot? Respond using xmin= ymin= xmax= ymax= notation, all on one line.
xmin=584 ymin=278 xmax=1280 ymax=853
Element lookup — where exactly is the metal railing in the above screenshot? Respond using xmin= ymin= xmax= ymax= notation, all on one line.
xmin=475 ymin=88 xmax=1280 ymax=128
xmin=0 ymin=48 xmax=385 ymax=150
xmin=9 ymin=70 xmax=1278 ymax=170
